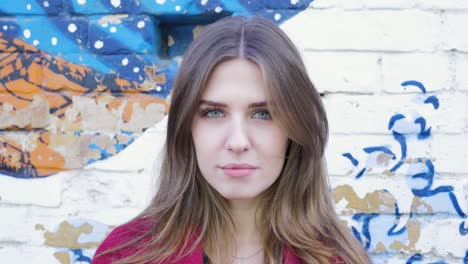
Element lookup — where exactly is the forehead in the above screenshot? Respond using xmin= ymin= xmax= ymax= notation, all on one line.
xmin=200 ymin=59 xmax=268 ymax=105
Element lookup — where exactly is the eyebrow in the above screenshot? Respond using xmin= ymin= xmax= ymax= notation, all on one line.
xmin=199 ymin=99 xmax=268 ymax=108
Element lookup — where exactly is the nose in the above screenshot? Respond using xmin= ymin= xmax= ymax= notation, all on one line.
xmin=225 ymin=117 xmax=250 ymax=153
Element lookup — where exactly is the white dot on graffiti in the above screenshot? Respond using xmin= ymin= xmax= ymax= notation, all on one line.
xmin=137 ymin=21 xmax=145 ymax=28
xmin=26 ymin=4 xmax=31 ymax=10
xmin=23 ymin=29 xmax=31 ymax=39
xmin=3 ymin=25 xmax=8 ymax=30
xmin=77 ymin=0 xmax=86 ymax=5
xmin=291 ymin=0 xmax=299 ymax=4
xmin=94 ymin=40 xmax=104 ymax=49
xmin=33 ymin=40 xmax=40 ymax=46
xmin=51 ymin=37 xmax=58 ymax=45
xmin=175 ymin=5 xmax=181 ymax=11
xmin=68 ymin=23 xmax=77 ymax=33
xmin=214 ymin=6 xmax=222 ymax=13
xmin=156 ymin=0 xmax=166 ymax=4
xmin=110 ymin=26 xmax=117 ymax=33
xmin=156 ymin=86 xmax=162 ymax=92
xmin=44 ymin=1 xmax=50 ymax=7
xmin=122 ymin=58 xmax=128 ymax=66
xmin=133 ymin=67 xmax=139 ymax=73
xmin=274 ymin=13 xmax=281 ymax=21
xmin=201 ymin=0 xmax=208 ymax=5
xmin=110 ymin=0 xmax=120 ymax=8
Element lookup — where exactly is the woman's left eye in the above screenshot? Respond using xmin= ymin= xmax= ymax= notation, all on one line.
xmin=253 ymin=110 xmax=271 ymax=120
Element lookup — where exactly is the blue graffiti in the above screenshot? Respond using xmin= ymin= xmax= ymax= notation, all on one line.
xmin=70 ymin=249 xmax=92 ymax=263
xmin=387 ymin=203 xmax=407 ymax=236
xmin=342 ymin=80 xmax=467 ymax=260
xmin=352 ymin=213 xmax=379 ymax=249
xmin=424 ymin=95 xmax=440 ymax=109
xmin=389 ymin=131 xmax=407 ymax=173
xmin=342 ymin=153 xmax=359 ymax=166
xmin=459 ymin=221 xmax=468 ymax=236
xmin=414 ymin=117 xmax=431 ymax=140
xmin=389 ymin=114 xmax=406 ymax=130
xmin=402 ymin=80 xmax=426 ymax=93
xmin=406 ymin=253 xmax=423 ymax=263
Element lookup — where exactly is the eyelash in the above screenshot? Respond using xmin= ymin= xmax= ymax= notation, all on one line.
xmin=199 ymin=107 xmax=272 ymax=120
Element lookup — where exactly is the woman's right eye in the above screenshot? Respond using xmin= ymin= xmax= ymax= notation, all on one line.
xmin=200 ymin=108 xmax=224 ymax=118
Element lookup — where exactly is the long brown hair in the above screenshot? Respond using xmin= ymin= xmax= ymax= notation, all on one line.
xmin=96 ymin=15 xmax=371 ymax=264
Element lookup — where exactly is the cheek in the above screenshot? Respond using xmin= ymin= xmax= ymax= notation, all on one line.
xmin=258 ymin=129 xmax=289 ymax=155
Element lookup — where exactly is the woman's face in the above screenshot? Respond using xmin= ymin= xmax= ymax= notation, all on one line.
xmin=191 ymin=59 xmax=289 ymax=201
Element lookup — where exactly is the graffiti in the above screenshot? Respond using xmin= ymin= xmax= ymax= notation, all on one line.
xmin=339 ymin=81 xmax=467 ymax=262
xmin=0 ymin=0 xmax=313 ymax=178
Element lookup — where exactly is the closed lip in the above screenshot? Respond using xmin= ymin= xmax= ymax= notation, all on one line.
xmin=221 ymin=163 xmax=257 ymax=169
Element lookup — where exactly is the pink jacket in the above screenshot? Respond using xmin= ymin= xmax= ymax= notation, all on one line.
xmin=91 ymin=218 xmax=345 ymax=264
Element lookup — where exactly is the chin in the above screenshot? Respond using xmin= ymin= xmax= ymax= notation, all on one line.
xmin=218 ymin=190 xmax=262 ymax=201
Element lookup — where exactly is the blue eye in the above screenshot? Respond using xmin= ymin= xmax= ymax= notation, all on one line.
xmin=253 ymin=110 xmax=271 ymax=120
xmin=204 ymin=109 xmax=224 ymax=118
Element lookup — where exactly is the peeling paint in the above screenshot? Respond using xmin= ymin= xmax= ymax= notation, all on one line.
xmin=334 ymin=184 xmax=396 ymax=214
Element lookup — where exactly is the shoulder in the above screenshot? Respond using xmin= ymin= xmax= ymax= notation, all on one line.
xmin=91 ymin=217 xmax=152 ymax=264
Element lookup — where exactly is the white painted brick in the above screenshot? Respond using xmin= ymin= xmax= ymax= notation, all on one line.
xmin=0 ymin=207 xmax=41 ymax=244
xmin=323 ymin=93 xmax=467 ymax=134
xmin=304 ymin=51 xmax=380 ymax=93
xmin=61 ymin=168 xmax=154 ymax=210
xmin=0 ymin=172 xmax=63 ymax=207
xmin=364 ymin=0 xmax=416 ymax=9
xmin=309 ymin=0 xmax=417 ymax=10
xmin=381 ymin=53 xmax=451 ymax=93
xmin=0 ymin=246 xmax=59 ymax=264
xmin=73 ymin=207 xmax=143 ymax=226
xmin=86 ymin=115 xmax=167 ymax=173
xmin=416 ymin=217 xmax=468 ymax=258
xmin=440 ymin=12 xmax=468 ymax=52
xmin=370 ymin=252 xmax=465 ymax=263
xmin=282 ymin=9 xmax=440 ymax=51
xmin=454 ymin=52 xmax=468 ymax=91
xmin=417 ymin=0 xmax=468 ymax=10
xmin=310 ymin=0 xmax=468 ymax=10
xmin=431 ymin=134 xmax=468 ymax=174
xmin=308 ymin=0 xmax=335 ymax=9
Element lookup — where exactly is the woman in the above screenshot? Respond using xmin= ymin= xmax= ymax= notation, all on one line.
xmin=92 ymin=15 xmax=371 ymax=264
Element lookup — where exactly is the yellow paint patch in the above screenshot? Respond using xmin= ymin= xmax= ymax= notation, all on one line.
xmin=98 ymin=14 xmax=128 ymax=25
xmin=43 ymin=221 xmax=99 ymax=249
xmin=168 ymin=35 xmax=175 ymax=47
xmin=333 ymin=184 xmax=396 ymax=214
xmin=411 ymin=196 xmax=434 ymax=214
xmin=376 ymin=153 xmax=394 ymax=166
xmin=375 ymin=242 xmax=386 ymax=253
xmin=53 ymin=251 xmax=71 ymax=264
xmin=193 ymin=25 xmax=204 ymax=39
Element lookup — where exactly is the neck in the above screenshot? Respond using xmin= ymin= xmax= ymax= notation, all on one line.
xmin=228 ymin=198 xmax=263 ymax=252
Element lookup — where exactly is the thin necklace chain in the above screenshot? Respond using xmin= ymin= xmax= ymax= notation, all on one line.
xmin=232 ymin=248 xmax=263 ymax=264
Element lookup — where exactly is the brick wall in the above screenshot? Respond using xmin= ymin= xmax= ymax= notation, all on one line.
xmin=0 ymin=0 xmax=467 ymax=263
